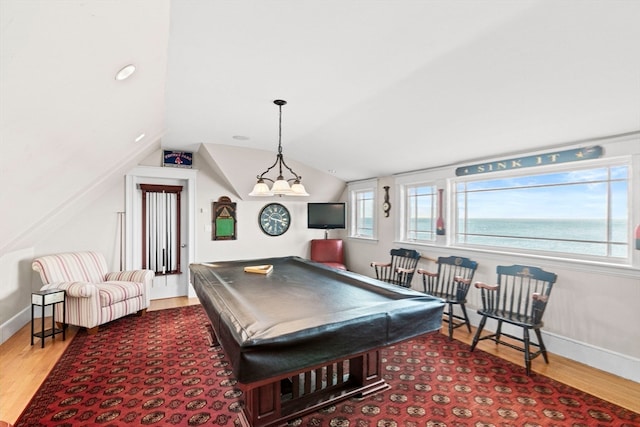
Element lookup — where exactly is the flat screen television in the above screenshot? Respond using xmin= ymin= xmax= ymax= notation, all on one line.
xmin=307 ymin=202 xmax=346 ymax=229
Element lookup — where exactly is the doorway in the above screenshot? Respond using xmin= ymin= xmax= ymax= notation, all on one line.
xmin=125 ymin=166 xmax=197 ymax=299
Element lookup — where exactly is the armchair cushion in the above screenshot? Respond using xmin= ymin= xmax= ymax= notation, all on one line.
xmin=98 ymin=281 xmax=146 ymax=306
xmin=105 ymin=270 xmax=154 ymax=283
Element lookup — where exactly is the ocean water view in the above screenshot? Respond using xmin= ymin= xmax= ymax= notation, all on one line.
xmin=401 ymin=218 xmax=629 ymax=258
xmin=459 ymin=218 xmax=628 ymax=257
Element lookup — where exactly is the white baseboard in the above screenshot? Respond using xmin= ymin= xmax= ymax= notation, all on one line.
xmin=542 ymin=330 xmax=640 ymax=383
xmin=0 ymin=305 xmax=31 ymax=345
xmin=466 ymin=311 xmax=640 ymax=383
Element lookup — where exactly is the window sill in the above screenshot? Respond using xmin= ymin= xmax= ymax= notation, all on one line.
xmin=348 ymin=236 xmax=378 ymax=244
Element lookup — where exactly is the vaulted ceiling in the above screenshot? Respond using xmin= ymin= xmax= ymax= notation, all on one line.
xmin=164 ymin=0 xmax=640 ymax=181
xmin=2 ymin=0 xmax=639 ymax=253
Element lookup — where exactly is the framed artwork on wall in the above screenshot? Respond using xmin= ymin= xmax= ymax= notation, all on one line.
xmin=212 ymin=196 xmax=236 ymax=240
xmin=163 ymin=150 xmax=193 ymax=168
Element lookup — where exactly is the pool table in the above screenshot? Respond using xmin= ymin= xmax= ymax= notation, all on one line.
xmin=190 ymin=256 xmax=445 ymax=427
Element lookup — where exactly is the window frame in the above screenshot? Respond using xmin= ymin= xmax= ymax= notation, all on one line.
xmin=450 ymin=156 xmax=633 ymax=264
xmin=395 ymin=171 xmax=442 ymax=247
xmin=348 ymin=179 xmax=378 ymax=240
xmin=399 ymin=182 xmax=438 ymax=244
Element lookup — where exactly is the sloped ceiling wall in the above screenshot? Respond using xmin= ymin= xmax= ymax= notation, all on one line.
xmin=0 ymin=1 xmax=171 ymax=254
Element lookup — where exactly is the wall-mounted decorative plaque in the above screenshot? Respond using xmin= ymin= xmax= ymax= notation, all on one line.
xmin=163 ymin=150 xmax=193 ymax=168
xmin=455 ymin=145 xmax=602 ymax=176
xmin=212 ymin=196 xmax=236 ymax=240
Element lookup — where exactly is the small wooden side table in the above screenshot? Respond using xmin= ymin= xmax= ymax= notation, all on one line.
xmin=31 ymin=289 xmax=66 ymax=348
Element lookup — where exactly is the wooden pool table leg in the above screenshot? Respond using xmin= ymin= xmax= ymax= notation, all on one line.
xmin=238 ymin=349 xmax=389 ymax=427
xmin=205 ymin=323 xmax=219 ymax=347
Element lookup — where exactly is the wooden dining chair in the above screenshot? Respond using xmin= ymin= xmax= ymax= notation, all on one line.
xmin=370 ymin=248 xmax=421 ymax=288
xmin=470 ymin=264 xmax=557 ymax=376
xmin=417 ymin=255 xmax=478 ymax=340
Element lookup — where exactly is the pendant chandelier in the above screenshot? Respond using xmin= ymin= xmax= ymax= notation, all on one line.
xmin=249 ymin=99 xmax=309 ymax=196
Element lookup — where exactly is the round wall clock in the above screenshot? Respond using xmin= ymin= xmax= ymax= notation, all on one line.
xmin=259 ymin=203 xmax=291 ymax=236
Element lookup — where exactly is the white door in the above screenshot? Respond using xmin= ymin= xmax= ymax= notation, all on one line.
xmin=125 ymin=167 xmax=197 ymax=301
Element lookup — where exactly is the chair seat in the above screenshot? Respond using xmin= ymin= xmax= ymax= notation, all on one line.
xmin=97 ymin=281 xmax=146 ymax=307
xmin=320 ymin=262 xmax=347 ymax=270
xmin=478 ymin=309 xmax=543 ymax=328
xmin=428 ymin=291 xmax=465 ymax=303
xmin=387 ymin=279 xmax=410 ymax=288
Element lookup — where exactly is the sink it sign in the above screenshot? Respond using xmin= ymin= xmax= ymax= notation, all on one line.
xmin=455 ymin=146 xmax=602 ymax=176
xmin=163 ymin=150 xmax=193 ymax=168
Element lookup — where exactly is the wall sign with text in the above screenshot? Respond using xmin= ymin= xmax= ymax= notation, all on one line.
xmin=455 ymin=146 xmax=603 ymax=176
xmin=163 ymin=150 xmax=193 ymax=168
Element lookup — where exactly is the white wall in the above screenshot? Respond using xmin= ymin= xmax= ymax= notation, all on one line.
xmin=343 ymin=136 xmax=640 ymax=381
xmin=194 ymin=151 xmax=331 ymax=263
xmin=0 ymin=177 xmax=126 ymax=341
xmin=0 ymin=248 xmax=34 ymax=343
xmin=34 ymin=183 xmax=125 ymax=271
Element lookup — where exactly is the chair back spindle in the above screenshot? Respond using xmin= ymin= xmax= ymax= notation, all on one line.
xmin=371 ymin=248 xmax=421 ymax=288
xmin=423 ymin=256 xmax=477 ymax=299
xmin=494 ymin=265 xmax=556 ymax=324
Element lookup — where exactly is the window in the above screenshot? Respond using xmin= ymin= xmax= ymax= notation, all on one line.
xmin=403 ymin=183 xmax=437 ymax=242
xmin=348 ymin=179 xmax=377 ymax=239
xmin=454 ymin=160 xmax=630 ymax=259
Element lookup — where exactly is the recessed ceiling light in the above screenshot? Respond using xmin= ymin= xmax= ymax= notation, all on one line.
xmin=115 ymin=64 xmax=136 ymax=81
xmin=232 ymin=135 xmax=250 ymax=141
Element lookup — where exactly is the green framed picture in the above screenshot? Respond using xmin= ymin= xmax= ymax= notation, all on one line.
xmin=212 ymin=196 xmax=236 ymax=240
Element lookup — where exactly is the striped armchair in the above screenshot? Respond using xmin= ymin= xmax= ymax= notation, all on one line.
xmin=32 ymin=251 xmax=154 ymax=334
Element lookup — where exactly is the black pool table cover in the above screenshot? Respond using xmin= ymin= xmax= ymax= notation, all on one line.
xmin=190 ymin=256 xmax=445 ymax=384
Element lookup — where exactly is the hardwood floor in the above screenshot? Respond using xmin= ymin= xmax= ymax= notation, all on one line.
xmin=1 ymin=297 xmax=638 ymax=425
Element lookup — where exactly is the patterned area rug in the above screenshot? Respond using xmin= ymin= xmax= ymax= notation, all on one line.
xmin=15 ymin=305 xmax=639 ymax=427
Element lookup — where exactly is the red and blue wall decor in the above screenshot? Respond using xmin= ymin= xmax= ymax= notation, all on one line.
xmin=163 ymin=150 xmax=193 ymax=168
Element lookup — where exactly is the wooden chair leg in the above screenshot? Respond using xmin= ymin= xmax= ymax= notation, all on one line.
xmin=137 ymin=308 xmax=147 ymax=316
xmin=534 ymin=328 xmax=549 ymax=363
xmin=523 ymin=328 xmax=532 ymax=376
xmin=470 ymin=316 xmax=487 ymax=351
xmin=86 ymin=326 xmax=99 ymax=335
xmin=447 ymin=303 xmax=454 ymax=340
xmin=459 ymin=303 xmax=471 ymax=333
